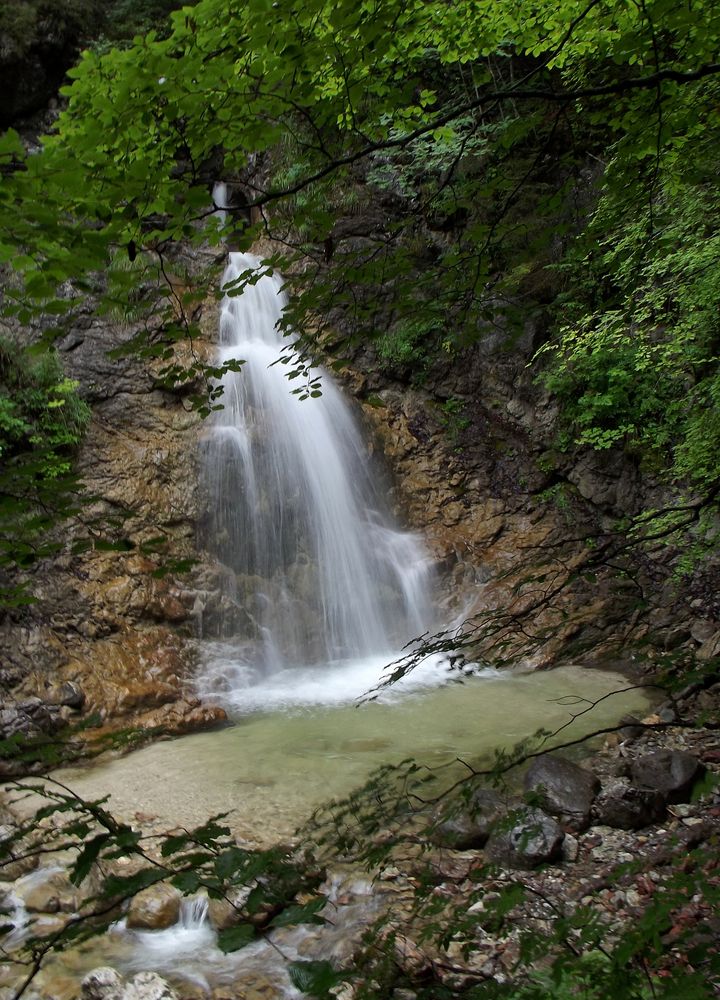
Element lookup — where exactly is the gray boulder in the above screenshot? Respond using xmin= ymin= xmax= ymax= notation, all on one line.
xmin=630 ymin=751 xmax=703 ymax=804
xmin=524 ymin=754 xmax=600 ymax=831
xmin=430 ymin=789 xmax=507 ymax=849
xmin=485 ymin=807 xmax=564 ymax=869
xmin=593 ymin=780 xmax=666 ymax=829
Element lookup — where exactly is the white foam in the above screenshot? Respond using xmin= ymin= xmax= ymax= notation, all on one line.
xmin=197 ymin=645 xmax=498 ymax=714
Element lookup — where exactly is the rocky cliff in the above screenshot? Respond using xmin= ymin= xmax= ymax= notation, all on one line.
xmin=2 ymin=236 xmax=720 ymax=766
xmin=348 ymin=314 xmax=720 ymax=672
xmin=0 ymin=258 xmax=228 ymax=766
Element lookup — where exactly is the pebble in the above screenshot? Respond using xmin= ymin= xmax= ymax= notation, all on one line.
xmin=670 ymin=804 xmax=692 ymax=818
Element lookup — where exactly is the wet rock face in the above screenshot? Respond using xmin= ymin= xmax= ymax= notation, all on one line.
xmin=524 ymin=754 xmax=600 ymax=832
xmin=346 ymin=308 xmax=720 ymax=667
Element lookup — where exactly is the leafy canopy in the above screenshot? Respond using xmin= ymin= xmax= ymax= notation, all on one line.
xmin=1 ymin=0 xmax=718 ymax=503
xmin=1 ymin=0 xmax=719 ymax=583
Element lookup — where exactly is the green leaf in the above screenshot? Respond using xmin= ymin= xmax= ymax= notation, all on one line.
xmin=288 ymin=960 xmax=347 ymax=998
xmin=71 ymin=833 xmax=110 ymax=886
xmin=269 ymin=896 xmax=326 ymax=928
xmin=217 ymin=923 xmax=256 ymax=953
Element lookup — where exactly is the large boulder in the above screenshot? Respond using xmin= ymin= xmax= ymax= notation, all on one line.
xmin=20 ymin=869 xmax=79 ymax=914
xmin=126 ymin=883 xmax=181 ymax=930
xmin=429 ymin=789 xmax=507 ymax=849
xmin=485 ymin=807 xmax=564 ymax=869
xmin=593 ymin=780 xmax=666 ymax=830
xmin=629 ymin=751 xmax=703 ymax=804
xmin=207 ymin=885 xmax=253 ymax=930
xmin=524 ymin=754 xmax=600 ymax=832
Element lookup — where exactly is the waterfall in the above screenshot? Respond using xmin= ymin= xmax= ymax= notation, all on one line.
xmin=199 ymin=252 xmax=435 ymax=701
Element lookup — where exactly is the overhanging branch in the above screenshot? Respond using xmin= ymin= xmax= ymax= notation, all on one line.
xmin=246 ymin=61 xmax=720 ymax=209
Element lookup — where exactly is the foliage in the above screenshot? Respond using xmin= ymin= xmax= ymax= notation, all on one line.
xmin=0 ymin=338 xmax=90 ymax=606
xmin=301 ymin=712 xmax=720 ymax=1000
xmin=0 ymin=0 xmax=718 ymax=556
xmin=438 ymin=397 xmax=470 ymax=450
xmin=0 ymin=774 xmax=328 ymax=1000
xmin=98 ymin=0 xmax=193 ymax=42
xmin=0 ymin=1 xmax=102 ymax=61
xmin=5 ymin=707 xmax=718 ymax=1000
xmin=537 ymin=133 xmax=720 ymax=497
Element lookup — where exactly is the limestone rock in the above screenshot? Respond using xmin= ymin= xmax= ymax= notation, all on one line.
xmin=0 ymin=698 xmax=64 ymax=749
xmin=629 ymin=751 xmax=703 ymax=804
xmin=430 ymin=789 xmax=507 ymax=849
xmin=30 ymin=913 xmax=69 ymax=937
xmin=126 ymin=883 xmax=181 ymax=930
xmin=207 ymin=886 xmax=252 ymax=930
xmin=0 ymin=850 xmax=38 ymax=881
xmin=561 ymin=833 xmax=580 ymax=863
xmin=210 ymin=974 xmax=279 ymax=1000
xmin=137 ymin=698 xmax=227 ymax=737
xmin=524 ymin=754 xmax=600 ymax=832
xmin=0 ymin=808 xmax=39 ymax=877
xmin=392 ymin=932 xmax=432 ymax=978
xmin=485 ymin=807 xmax=564 ymax=869
xmin=123 ymin=972 xmax=179 ymax=1000
xmin=21 ymin=870 xmax=79 ymax=914
xmin=81 ymin=969 xmax=179 ymax=1000
xmin=81 ymin=967 xmax=126 ymax=1000
xmin=698 ymin=629 xmax=720 ymax=661
xmin=593 ymin=780 xmax=666 ymax=829
xmin=47 ymin=681 xmax=85 ymax=710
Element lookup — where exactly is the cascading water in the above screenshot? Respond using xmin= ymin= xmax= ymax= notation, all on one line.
xmin=198 ymin=252 xmax=436 ymax=709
